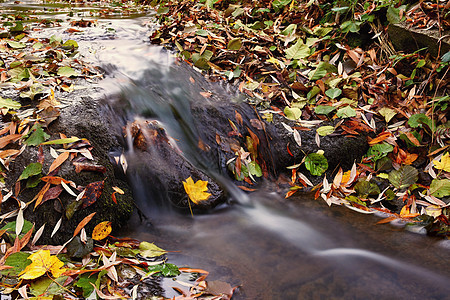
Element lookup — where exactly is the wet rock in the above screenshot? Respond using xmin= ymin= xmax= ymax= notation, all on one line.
xmin=388 ymin=23 xmax=450 ymax=58
xmin=3 ymin=91 xmax=134 ymax=245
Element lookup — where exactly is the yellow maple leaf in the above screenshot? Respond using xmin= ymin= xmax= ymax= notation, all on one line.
xmin=182 ymin=176 xmax=211 ymax=204
xmin=433 ymin=152 xmax=450 ymax=172
xmin=19 ymin=249 xmax=65 ymax=280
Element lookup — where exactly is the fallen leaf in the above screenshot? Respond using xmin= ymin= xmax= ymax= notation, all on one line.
xmin=73 ymin=212 xmax=96 ymax=237
xmin=92 ymin=221 xmax=112 ymax=241
xmin=182 ymin=176 xmax=211 ymax=204
xmin=48 ymin=151 xmax=70 ymax=174
xmin=80 ymin=180 xmax=105 ymax=209
xmin=19 ymin=249 xmax=65 ymax=279
xmin=433 ymin=152 xmax=450 ymax=172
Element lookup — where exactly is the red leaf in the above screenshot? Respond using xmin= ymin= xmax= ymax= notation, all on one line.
xmin=80 ymin=180 xmax=105 ymax=209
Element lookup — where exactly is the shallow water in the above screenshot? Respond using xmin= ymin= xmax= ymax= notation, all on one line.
xmin=4 ymin=1 xmax=450 ymax=299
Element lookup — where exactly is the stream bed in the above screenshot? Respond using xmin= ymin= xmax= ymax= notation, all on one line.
xmin=2 ymin=1 xmax=450 ymax=299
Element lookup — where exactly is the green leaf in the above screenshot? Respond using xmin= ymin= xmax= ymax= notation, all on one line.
xmin=156 ymin=6 xmax=169 ymax=15
xmin=0 ymin=220 xmax=34 ymax=241
xmin=24 ymin=125 xmax=50 ymax=146
xmin=75 ymin=273 xmax=98 ymax=298
xmin=196 ymin=29 xmax=209 ymax=37
xmin=248 ymin=161 xmax=262 ymax=177
xmin=285 ymin=39 xmax=310 ymax=60
xmin=7 ymin=40 xmax=26 ymax=49
xmin=1 ymin=252 xmax=31 ymax=277
xmin=227 ymin=38 xmax=242 ymax=51
xmin=340 ymin=20 xmax=362 ymax=33
xmin=0 ymin=97 xmax=21 ymax=110
xmin=367 ymin=143 xmax=394 ymax=161
xmin=62 ymin=39 xmax=79 ymax=50
xmin=378 ymin=107 xmax=396 ymax=123
xmin=388 ymin=165 xmax=418 ymax=189
xmin=314 ymin=105 xmax=336 ymax=115
xmin=429 ymin=179 xmax=450 ymax=198
xmin=30 ymin=276 xmax=67 ymax=297
xmin=386 ymin=6 xmax=401 ymax=24
xmin=408 ymin=113 xmax=435 ymax=132
xmin=41 ymin=137 xmax=80 ymax=145
xmin=354 ymin=180 xmax=380 ymax=197
xmin=325 ymin=88 xmax=342 ymax=99
xmin=305 ymin=153 xmax=328 ymax=176
xmin=336 ymin=106 xmax=356 ymax=118
xmin=284 ymin=107 xmax=302 ymax=120
xmin=310 ymin=62 xmax=337 ymax=81
xmin=57 ymin=66 xmax=78 ymax=77
xmin=146 ymin=263 xmax=180 ymax=277
xmin=18 ymin=163 xmax=42 ymax=181
xmin=139 ymin=242 xmax=167 ymax=257
xmin=317 ymin=126 xmax=335 ymax=136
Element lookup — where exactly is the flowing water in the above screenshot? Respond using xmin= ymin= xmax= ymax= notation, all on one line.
xmin=3 ymin=1 xmax=450 ymax=299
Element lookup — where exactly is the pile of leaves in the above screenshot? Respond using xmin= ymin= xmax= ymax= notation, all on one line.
xmin=146 ymin=0 xmax=449 ymax=236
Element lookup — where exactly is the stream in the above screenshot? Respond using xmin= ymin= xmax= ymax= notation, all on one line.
xmin=2 ymin=1 xmax=450 ymax=299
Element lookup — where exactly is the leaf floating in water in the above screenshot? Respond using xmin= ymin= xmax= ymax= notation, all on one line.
xmin=182 ymin=176 xmax=211 ymax=204
xmin=80 ymin=180 xmax=105 ymax=209
xmin=139 ymin=241 xmax=167 ymax=258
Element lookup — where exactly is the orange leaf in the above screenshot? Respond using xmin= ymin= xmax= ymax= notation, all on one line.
xmin=49 ymin=151 xmax=70 ymax=174
xmin=111 ymin=192 xmax=117 ymax=204
xmin=92 ymin=221 xmax=112 ymax=241
xmin=41 ymin=176 xmax=72 ymax=185
xmin=0 ymin=134 xmax=23 ymax=149
xmin=285 ymin=190 xmax=298 ymax=198
xmin=404 ymin=131 xmax=421 ymax=147
xmin=376 ymin=216 xmax=397 ymax=224
xmin=73 ymin=212 xmax=96 ymax=237
xmin=34 ymin=182 xmax=51 ymax=209
xmin=368 ymin=132 xmax=391 ymax=146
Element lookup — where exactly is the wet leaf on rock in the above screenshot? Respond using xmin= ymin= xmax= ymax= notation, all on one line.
xmin=317 ymin=126 xmax=335 ymax=136
xmin=182 ymin=177 xmax=211 ymax=204
xmin=92 ymin=221 xmax=112 ymax=241
xmin=24 ymin=125 xmax=50 ymax=146
xmin=305 ymin=153 xmax=328 ymax=176
xmin=80 ymin=181 xmax=105 ymax=209
xmin=388 ymin=165 xmax=418 ymax=189
xmin=146 ymin=263 xmax=180 ymax=277
xmin=18 ymin=163 xmax=42 ymax=181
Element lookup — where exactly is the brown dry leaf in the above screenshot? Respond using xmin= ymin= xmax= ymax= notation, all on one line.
xmin=235 ymin=110 xmax=243 ymax=126
xmin=41 ymin=176 xmax=73 ymax=185
xmin=48 ymin=151 xmax=70 ymax=174
xmin=0 ymin=134 xmax=23 ymax=149
xmin=368 ymin=131 xmax=392 ymax=146
xmin=73 ymin=212 xmax=96 ymax=237
xmin=80 ymin=180 xmax=105 ymax=209
xmin=0 ymin=149 xmax=20 ymax=159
